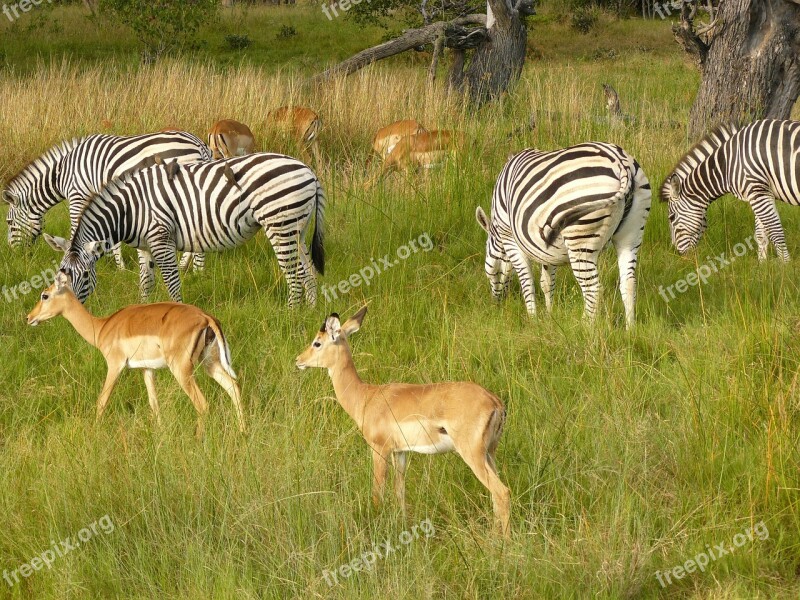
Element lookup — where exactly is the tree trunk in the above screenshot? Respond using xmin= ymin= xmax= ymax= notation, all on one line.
xmin=461 ymin=0 xmax=529 ymax=106
xmin=675 ymin=0 xmax=800 ymax=139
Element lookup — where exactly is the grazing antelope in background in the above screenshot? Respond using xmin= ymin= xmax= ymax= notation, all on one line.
xmin=366 ymin=119 xmax=427 ymax=169
xmin=267 ymin=106 xmax=322 ymax=165
xmin=208 ymin=119 xmax=256 ymax=159
xmin=296 ymin=307 xmax=511 ymax=536
xmin=27 ymin=270 xmax=246 ymax=438
xmin=366 ymin=129 xmax=463 ymax=188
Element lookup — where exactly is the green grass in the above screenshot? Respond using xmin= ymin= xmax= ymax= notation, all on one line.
xmin=1 ymin=5 xmax=800 ymax=599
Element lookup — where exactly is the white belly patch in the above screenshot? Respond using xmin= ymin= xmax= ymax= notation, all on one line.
xmin=127 ymin=357 xmax=168 ymax=369
xmin=404 ymin=435 xmax=456 ymax=455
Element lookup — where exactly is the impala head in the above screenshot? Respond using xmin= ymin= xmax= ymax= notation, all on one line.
xmin=476 ymin=207 xmax=512 ymax=299
xmin=27 ymin=270 xmax=75 ymax=326
xmin=296 ymin=307 xmax=368 ymax=370
xmin=661 ymin=173 xmax=708 ymax=255
xmin=45 ymin=234 xmax=109 ymax=303
xmin=3 ymin=188 xmax=43 ymax=247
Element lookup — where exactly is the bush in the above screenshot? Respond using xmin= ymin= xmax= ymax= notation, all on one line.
xmin=224 ymin=34 xmax=252 ymax=51
xmin=100 ymin=0 xmax=218 ymax=62
xmin=276 ymin=25 xmax=297 ymax=40
xmin=570 ymin=5 xmax=599 ymax=34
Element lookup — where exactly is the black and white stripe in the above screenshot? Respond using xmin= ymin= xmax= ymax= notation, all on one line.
xmin=52 ymin=153 xmax=325 ymax=306
xmin=662 ymin=119 xmax=800 ymax=261
xmin=2 ymin=131 xmax=212 ymax=274
xmin=476 ymin=142 xmax=651 ymax=328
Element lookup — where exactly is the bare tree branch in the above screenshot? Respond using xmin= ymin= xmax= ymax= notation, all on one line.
xmin=672 ymin=0 xmax=710 ymax=66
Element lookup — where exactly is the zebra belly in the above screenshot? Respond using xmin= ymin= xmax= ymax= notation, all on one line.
xmin=174 ymin=217 xmax=261 ymax=252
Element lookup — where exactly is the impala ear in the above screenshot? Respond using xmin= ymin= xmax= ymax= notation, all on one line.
xmin=476 ymin=206 xmax=490 ymax=232
xmin=342 ymin=306 xmax=367 ymax=336
xmin=326 ymin=313 xmax=343 ymax=341
xmin=83 ymin=240 xmax=110 ymax=259
xmin=54 ymin=269 xmax=71 ymax=291
xmin=44 ymin=233 xmax=70 ymax=252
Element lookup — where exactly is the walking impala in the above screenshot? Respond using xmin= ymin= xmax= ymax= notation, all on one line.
xmin=27 ymin=270 xmax=246 ymax=438
xmin=267 ymin=106 xmax=322 ymax=165
xmin=208 ymin=119 xmax=256 ymax=159
xmin=296 ymin=307 xmax=511 ymax=535
xmin=366 ymin=129 xmax=462 ymax=188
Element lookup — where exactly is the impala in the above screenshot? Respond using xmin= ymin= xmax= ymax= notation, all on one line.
xmin=366 ymin=129 xmax=462 ymax=188
xmin=367 ymin=119 xmax=427 ymax=168
xmin=296 ymin=306 xmax=511 ymax=535
xmin=267 ymin=106 xmax=322 ymax=165
xmin=208 ymin=119 xmax=256 ymax=159
xmin=27 ymin=270 xmax=246 ymax=438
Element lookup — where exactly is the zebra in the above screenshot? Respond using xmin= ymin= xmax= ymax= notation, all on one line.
xmin=45 ymin=153 xmax=325 ymax=306
xmin=1 ymin=131 xmax=212 ymax=280
xmin=662 ymin=119 xmax=800 ymax=262
xmin=476 ymin=142 xmax=651 ymax=328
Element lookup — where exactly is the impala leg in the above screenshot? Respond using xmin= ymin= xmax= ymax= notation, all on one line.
xmin=539 ymin=264 xmax=556 ymax=313
xmin=171 ymin=363 xmax=209 ymax=439
xmin=392 ymin=451 xmax=408 ymax=518
xmin=137 ymin=250 xmax=156 ymax=302
xmin=371 ymin=449 xmax=389 ymax=508
xmin=96 ymin=362 xmax=125 ymax=422
xmin=205 ymin=361 xmax=246 ymax=434
xmin=566 ymin=246 xmax=601 ymax=322
xmin=143 ymin=368 xmax=161 ymax=426
xmin=459 ymin=446 xmax=511 ymax=538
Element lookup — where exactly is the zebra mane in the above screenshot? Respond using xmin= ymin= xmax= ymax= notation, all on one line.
xmin=659 ymin=122 xmax=741 ymax=203
xmin=6 ymin=138 xmax=82 ymax=190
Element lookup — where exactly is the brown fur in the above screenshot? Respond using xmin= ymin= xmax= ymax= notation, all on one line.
xmin=368 ymin=119 xmax=427 ymax=167
xmin=208 ymin=119 xmax=256 ymax=160
xmin=267 ymin=106 xmax=322 ymax=165
xmin=366 ymin=129 xmax=463 ymax=188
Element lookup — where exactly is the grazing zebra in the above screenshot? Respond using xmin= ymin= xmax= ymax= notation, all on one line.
xmin=476 ymin=142 xmax=651 ymax=328
xmin=45 ymin=153 xmax=325 ymax=306
xmin=1 ymin=131 xmax=212 ymax=277
xmin=662 ymin=119 xmax=800 ymax=262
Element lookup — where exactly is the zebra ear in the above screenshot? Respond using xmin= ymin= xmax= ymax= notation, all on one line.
xmin=83 ymin=240 xmax=110 ymax=259
xmin=476 ymin=206 xmax=491 ymax=233
xmin=44 ymin=233 xmax=70 ymax=253
xmin=1 ymin=190 xmax=15 ymax=206
xmin=669 ymin=175 xmax=682 ymax=200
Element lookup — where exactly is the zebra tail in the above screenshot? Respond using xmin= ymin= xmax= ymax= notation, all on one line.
xmin=541 ymin=162 xmax=632 ymax=247
xmin=311 ymin=180 xmax=326 ymax=275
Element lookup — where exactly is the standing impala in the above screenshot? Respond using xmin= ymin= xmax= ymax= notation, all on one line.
xmin=208 ymin=119 xmax=256 ymax=159
xmin=366 ymin=129 xmax=462 ymax=188
xmin=27 ymin=270 xmax=246 ymax=438
xmin=267 ymin=106 xmax=322 ymax=165
xmin=296 ymin=307 xmax=511 ymax=536
xmin=367 ymin=119 xmax=427 ymax=168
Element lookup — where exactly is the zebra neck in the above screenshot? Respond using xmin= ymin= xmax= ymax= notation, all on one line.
xmin=327 ymin=348 xmax=368 ymax=427
xmin=36 ymin=140 xmax=78 ymax=212
xmin=73 ymin=197 xmax=125 ymax=249
xmin=59 ymin=295 xmax=105 ymax=349
xmin=685 ymin=150 xmax=730 ymax=203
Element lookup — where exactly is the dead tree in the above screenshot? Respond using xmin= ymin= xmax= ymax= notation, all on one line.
xmin=314 ymin=0 xmax=534 ymax=106
xmin=674 ymin=0 xmax=800 ymax=139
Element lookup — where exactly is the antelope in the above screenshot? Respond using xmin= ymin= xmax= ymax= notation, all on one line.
xmin=267 ymin=106 xmax=322 ymax=165
xmin=208 ymin=119 xmax=256 ymax=159
xmin=366 ymin=119 xmax=427 ymax=169
xmin=295 ymin=307 xmax=511 ymax=536
xmin=27 ymin=270 xmax=246 ymax=438
xmin=366 ymin=129 xmax=463 ymax=188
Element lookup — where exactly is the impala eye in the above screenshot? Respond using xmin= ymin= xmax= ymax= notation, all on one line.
xmin=313 ymin=341 xmax=322 ymax=348
xmin=41 ymin=293 xmax=49 ymax=300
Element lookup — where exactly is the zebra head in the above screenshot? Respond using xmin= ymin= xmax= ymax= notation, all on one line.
xmin=3 ymin=188 xmax=43 ymax=247
xmin=45 ymin=234 xmax=109 ymax=303
xmin=476 ymin=207 xmax=512 ymax=299
xmin=662 ymin=174 xmax=708 ymax=255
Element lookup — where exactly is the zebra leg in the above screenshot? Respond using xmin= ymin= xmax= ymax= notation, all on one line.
xmin=191 ymin=253 xmax=206 ymax=273
xmin=505 ymin=244 xmax=536 ymax=315
xmin=540 ymin=265 xmax=556 ymax=313
xmin=137 ymin=250 xmax=156 ymax=302
xmin=298 ymin=241 xmax=317 ymax=305
xmin=751 ymin=194 xmax=790 ymax=262
xmin=754 ymin=217 xmax=769 ymax=262
xmin=111 ymin=243 xmax=126 ymax=270
xmin=567 ymin=246 xmax=601 ymax=322
xmin=178 ymin=252 xmax=194 ymax=271
xmin=149 ymin=236 xmax=183 ymax=302
xmin=614 ymin=246 xmax=639 ymax=329
xmin=267 ymin=231 xmax=303 ymax=306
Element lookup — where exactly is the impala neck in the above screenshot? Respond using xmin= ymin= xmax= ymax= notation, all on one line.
xmin=59 ymin=293 xmax=105 ymax=348
xmin=328 ymin=343 xmax=368 ymax=428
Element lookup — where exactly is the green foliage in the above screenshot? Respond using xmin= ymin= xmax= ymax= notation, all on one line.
xmin=223 ymin=33 xmax=252 ymax=50
xmin=99 ymin=0 xmax=218 ymax=62
xmin=570 ymin=4 xmax=599 ymax=33
xmin=276 ymin=24 xmax=297 ymax=39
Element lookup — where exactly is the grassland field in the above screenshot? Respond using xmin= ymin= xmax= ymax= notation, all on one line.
xmin=0 ymin=4 xmax=799 ymax=599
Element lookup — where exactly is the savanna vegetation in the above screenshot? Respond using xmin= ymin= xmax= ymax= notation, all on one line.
xmin=0 ymin=3 xmax=799 ymax=599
